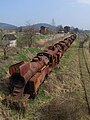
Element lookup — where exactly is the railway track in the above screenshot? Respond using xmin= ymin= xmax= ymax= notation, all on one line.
xmin=78 ymin=33 xmax=90 ymax=114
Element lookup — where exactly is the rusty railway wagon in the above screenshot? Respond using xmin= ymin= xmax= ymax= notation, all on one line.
xmin=3 ymin=34 xmax=76 ymax=109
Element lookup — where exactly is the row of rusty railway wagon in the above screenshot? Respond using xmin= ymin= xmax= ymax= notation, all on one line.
xmin=4 ymin=34 xmax=76 ymax=109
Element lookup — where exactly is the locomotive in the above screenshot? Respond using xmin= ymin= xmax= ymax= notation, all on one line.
xmin=3 ymin=34 xmax=76 ymax=109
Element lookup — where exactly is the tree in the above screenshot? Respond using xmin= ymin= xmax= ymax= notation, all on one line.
xmin=17 ymin=34 xmax=25 ymax=49
xmin=17 ymin=26 xmax=36 ymax=48
xmin=18 ymin=26 xmax=23 ymax=32
xmin=23 ymin=27 xmax=36 ymax=47
xmin=0 ymin=30 xmax=10 ymax=59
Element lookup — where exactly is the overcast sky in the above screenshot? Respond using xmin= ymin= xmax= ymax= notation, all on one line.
xmin=0 ymin=0 xmax=90 ymax=29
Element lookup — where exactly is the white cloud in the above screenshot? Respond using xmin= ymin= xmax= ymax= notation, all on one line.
xmin=77 ymin=0 xmax=90 ymax=5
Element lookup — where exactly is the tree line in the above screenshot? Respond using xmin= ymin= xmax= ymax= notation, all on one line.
xmin=0 ymin=25 xmax=79 ymax=60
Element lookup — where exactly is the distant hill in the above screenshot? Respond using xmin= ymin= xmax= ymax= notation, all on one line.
xmin=0 ymin=23 xmax=17 ymax=30
xmin=32 ymin=23 xmax=57 ymax=30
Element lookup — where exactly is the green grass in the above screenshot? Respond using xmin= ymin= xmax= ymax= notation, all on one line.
xmin=29 ymin=89 xmax=52 ymax=109
xmin=5 ymin=63 xmax=12 ymax=68
xmin=0 ymin=67 xmax=7 ymax=80
xmin=27 ymin=47 xmax=41 ymax=53
xmin=17 ymin=51 xmax=28 ymax=61
xmin=16 ymin=47 xmax=41 ymax=61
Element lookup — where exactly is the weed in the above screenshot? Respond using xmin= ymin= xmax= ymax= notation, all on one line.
xmin=17 ymin=51 xmax=28 ymax=61
xmin=27 ymin=47 xmax=41 ymax=53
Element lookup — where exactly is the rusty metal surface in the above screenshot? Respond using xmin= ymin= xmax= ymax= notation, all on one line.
xmin=9 ymin=61 xmax=24 ymax=75
xmin=3 ymin=34 xmax=76 ymax=109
